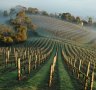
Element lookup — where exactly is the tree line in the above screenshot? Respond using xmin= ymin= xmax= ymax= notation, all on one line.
xmin=1 ymin=6 xmax=96 ymax=27
xmin=60 ymin=13 xmax=93 ymax=26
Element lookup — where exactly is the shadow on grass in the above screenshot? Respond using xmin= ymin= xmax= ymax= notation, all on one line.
xmin=38 ymin=58 xmax=60 ymax=90
xmin=60 ymin=50 xmax=83 ymax=90
xmin=35 ymin=46 xmax=59 ymax=90
xmin=0 ymin=57 xmax=50 ymax=90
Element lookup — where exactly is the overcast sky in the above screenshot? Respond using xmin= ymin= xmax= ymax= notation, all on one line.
xmin=0 ymin=0 xmax=96 ymax=17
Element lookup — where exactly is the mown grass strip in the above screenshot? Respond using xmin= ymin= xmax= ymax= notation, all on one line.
xmin=0 ymin=71 xmax=17 ymax=89
xmin=12 ymin=46 xmax=56 ymax=90
xmin=58 ymin=47 xmax=80 ymax=90
xmin=93 ymin=81 xmax=96 ymax=90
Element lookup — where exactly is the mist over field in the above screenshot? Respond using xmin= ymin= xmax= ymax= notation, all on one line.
xmin=0 ymin=1 xmax=96 ymax=90
xmin=0 ymin=0 xmax=96 ymax=18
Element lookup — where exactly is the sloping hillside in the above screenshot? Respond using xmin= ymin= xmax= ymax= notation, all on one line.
xmin=31 ymin=15 xmax=96 ymax=45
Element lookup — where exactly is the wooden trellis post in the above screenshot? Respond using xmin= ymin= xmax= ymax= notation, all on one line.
xmin=35 ymin=54 xmax=37 ymax=69
xmin=31 ymin=52 xmax=33 ymax=61
xmin=27 ymin=50 xmax=29 ymax=59
xmin=9 ymin=48 xmax=11 ymax=53
xmin=84 ymin=62 xmax=90 ymax=90
xmin=18 ymin=58 xmax=21 ymax=81
xmin=5 ymin=53 xmax=8 ymax=66
xmin=14 ymin=48 xmax=16 ymax=55
xmin=70 ymin=58 xmax=73 ymax=67
xmin=5 ymin=50 xmax=10 ymax=66
xmin=78 ymin=60 xmax=81 ymax=79
xmin=15 ymin=51 xmax=18 ymax=67
xmin=42 ymin=54 xmax=45 ymax=63
xmin=22 ymin=53 xmax=25 ymax=60
xmin=73 ymin=59 xmax=76 ymax=73
xmin=90 ymin=71 xmax=94 ymax=90
xmin=49 ymin=54 xmax=57 ymax=87
xmin=90 ymin=63 xmax=95 ymax=90
xmin=24 ymin=50 xmax=26 ymax=59
xmin=39 ymin=54 xmax=40 ymax=65
xmin=41 ymin=55 xmax=43 ymax=63
xmin=7 ymin=50 xmax=10 ymax=63
xmin=49 ymin=65 xmax=53 ymax=87
xmin=28 ymin=55 xmax=31 ymax=74
xmin=53 ymin=56 xmax=56 ymax=73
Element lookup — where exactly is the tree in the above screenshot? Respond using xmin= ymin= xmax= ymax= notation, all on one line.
xmin=10 ymin=11 xmax=37 ymax=30
xmin=75 ymin=17 xmax=81 ymax=24
xmin=11 ymin=11 xmax=26 ymax=26
xmin=10 ymin=8 xmax=15 ymax=14
xmin=5 ymin=37 xmax=13 ymax=43
xmin=0 ymin=24 xmax=14 ymax=35
xmin=10 ymin=8 xmax=16 ymax=19
xmin=82 ymin=20 xmax=88 ymax=26
xmin=16 ymin=11 xmax=26 ymax=18
xmin=3 ymin=10 xmax=9 ymax=16
xmin=9 ymin=11 xmax=37 ymax=43
xmin=61 ymin=13 xmax=73 ymax=22
xmin=42 ymin=11 xmax=49 ymax=16
xmin=28 ymin=23 xmax=37 ymax=31
xmin=71 ymin=16 xmax=76 ymax=22
xmin=0 ymin=24 xmax=15 ymax=44
xmin=25 ymin=16 xmax=32 ymax=24
xmin=61 ymin=13 xmax=67 ymax=20
xmin=88 ymin=17 xmax=92 ymax=25
xmin=16 ymin=25 xmax=27 ymax=42
xmin=27 ymin=7 xmax=39 ymax=14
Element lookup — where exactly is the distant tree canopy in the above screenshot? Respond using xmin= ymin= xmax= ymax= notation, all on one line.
xmin=75 ymin=17 xmax=81 ymax=24
xmin=10 ymin=8 xmax=16 ymax=15
xmin=61 ymin=13 xmax=82 ymax=24
xmin=82 ymin=20 xmax=88 ymax=26
xmin=88 ymin=17 xmax=93 ymax=25
xmin=60 ymin=12 xmax=94 ymax=26
xmin=61 ymin=13 xmax=72 ymax=21
xmin=10 ymin=11 xmax=37 ymax=31
xmin=3 ymin=10 xmax=9 ymax=16
xmin=42 ymin=11 xmax=49 ymax=16
xmin=9 ymin=11 xmax=37 ymax=42
xmin=26 ymin=7 xmax=39 ymax=14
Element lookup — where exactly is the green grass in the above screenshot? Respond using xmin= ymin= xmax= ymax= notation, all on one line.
xmin=93 ymin=80 xmax=96 ymax=90
xmin=0 ymin=46 xmax=56 ymax=90
xmin=0 ymin=71 xmax=17 ymax=89
xmin=15 ymin=46 xmax=56 ymax=90
xmin=0 ymin=37 xmax=96 ymax=90
xmin=57 ymin=47 xmax=82 ymax=90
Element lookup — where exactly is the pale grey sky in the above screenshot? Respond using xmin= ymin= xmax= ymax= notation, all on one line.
xmin=0 ymin=0 xmax=96 ymax=17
